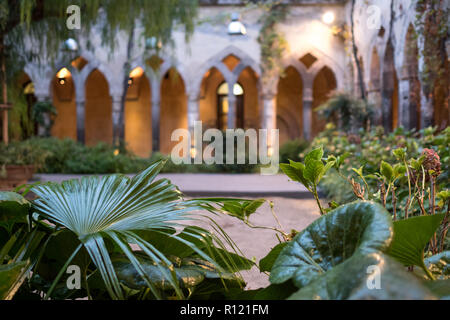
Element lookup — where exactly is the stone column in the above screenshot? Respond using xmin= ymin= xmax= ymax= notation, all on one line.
xmin=151 ymin=77 xmax=161 ymax=152
xmin=302 ymin=87 xmax=313 ymax=141
xmin=111 ymin=95 xmax=122 ymax=144
xmin=398 ymin=74 xmax=411 ymax=129
xmin=187 ymin=96 xmax=199 ymax=131
xmin=73 ymin=75 xmax=86 ymax=144
xmin=367 ymin=88 xmax=382 ymax=126
xmin=34 ymin=92 xmax=51 ymax=137
xmin=262 ymin=93 xmax=277 ymax=147
xmin=227 ymin=85 xmax=236 ymax=129
xmin=75 ymin=99 xmax=86 ymax=144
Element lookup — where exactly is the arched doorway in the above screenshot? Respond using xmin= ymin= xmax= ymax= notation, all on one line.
xmin=369 ymin=48 xmax=382 ymax=125
xmin=313 ymin=66 xmax=337 ymax=137
xmin=382 ymin=42 xmax=399 ymax=131
xmin=52 ymin=67 xmax=77 ymax=140
xmin=199 ymin=67 xmax=225 ymax=130
xmin=85 ymin=69 xmax=112 ymax=146
xmin=216 ymin=81 xmax=244 ymax=130
xmin=160 ymin=68 xmax=187 ymax=154
xmin=125 ymin=67 xmax=152 ymax=157
xmin=404 ymin=25 xmax=421 ymax=129
xmin=276 ymin=66 xmax=303 ymax=145
xmin=237 ymin=67 xmax=260 ymax=129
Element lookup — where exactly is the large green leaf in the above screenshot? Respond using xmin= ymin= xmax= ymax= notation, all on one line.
xmin=288 ymin=253 xmax=437 ymax=300
xmin=0 ymin=192 xmax=30 ymax=231
xmin=31 ymin=160 xmax=247 ymax=300
xmin=279 ymin=163 xmax=310 ymax=189
xmin=259 ymin=242 xmax=288 ymax=273
xmin=114 ymin=254 xmax=240 ymax=292
xmin=387 ymin=213 xmax=445 ymax=277
xmin=270 ymin=201 xmax=393 ymax=288
xmin=0 ymin=261 xmax=28 ymax=300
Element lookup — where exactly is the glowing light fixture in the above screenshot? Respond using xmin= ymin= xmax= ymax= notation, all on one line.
xmin=63 ymin=38 xmax=78 ymax=51
xmin=128 ymin=67 xmax=144 ymax=86
xmin=56 ymin=67 xmax=71 ymax=85
xmin=322 ymin=11 xmax=335 ymax=25
xmin=129 ymin=67 xmax=144 ymax=78
xmin=228 ymin=13 xmax=247 ymax=35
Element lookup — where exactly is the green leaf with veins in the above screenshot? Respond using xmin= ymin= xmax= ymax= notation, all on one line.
xmin=270 ymin=201 xmax=393 ymax=288
xmin=387 ymin=213 xmax=445 ymax=278
xmin=288 ymin=253 xmax=437 ymax=300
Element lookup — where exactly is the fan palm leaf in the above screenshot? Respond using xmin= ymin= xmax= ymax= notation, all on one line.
xmin=31 ymin=160 xmax=243 ymax=300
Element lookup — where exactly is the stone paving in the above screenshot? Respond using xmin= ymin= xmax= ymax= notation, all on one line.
xmin=33 ymin=173 xmax=311 ymax=198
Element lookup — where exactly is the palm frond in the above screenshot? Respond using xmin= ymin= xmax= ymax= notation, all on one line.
xmin=31 ymin=160 xmax=246 ymax=299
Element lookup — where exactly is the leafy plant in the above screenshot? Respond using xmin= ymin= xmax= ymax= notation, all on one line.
xmin=280 ymin=146 xmax=335 ymax=215
xmin=315 ymin=92 xmax=374 ymax=131
xmin=258 ymin=201 xmax=450 ymax=300
xmin=0 ymin=160 xmax=253 ymax=300
xmin=31 ymin=101 xmax=57 ymax=137
xmin=0 ymin=191 xmax=50 ymax=300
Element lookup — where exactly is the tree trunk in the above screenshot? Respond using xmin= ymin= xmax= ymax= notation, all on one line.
xmin=350 ymin=0 xmax=366 ymax=101
xmin=114 ymin=23 xmax=135 ymax=148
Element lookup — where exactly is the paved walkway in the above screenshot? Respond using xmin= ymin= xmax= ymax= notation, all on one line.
xmin=32 ymin=173 xmax=312 ymax=198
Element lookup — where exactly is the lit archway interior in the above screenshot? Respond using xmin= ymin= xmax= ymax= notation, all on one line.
xmin=276 ymin=66 xmax=303 ymax=145
xmin=237 ymin=66 xmax=260 ymax=129
xmin=199 ymin=67 xmax=225 ymax=130
xmin=160 ymin=68 xmax=187 ymax=154
xmin=216 ymin=81 xmax=244 ymax=130
xmin=85 ymin=69 xmax=112 ymax=146
xmin=52 ymin=67 xmax=77 ymax=140
xmin=125 ymin=67 xmax=152 ymax=157
xmin=313 ymin=66 xmax=337 ymax=137
xmin=382 ymin=43 xmax=399 ymax=131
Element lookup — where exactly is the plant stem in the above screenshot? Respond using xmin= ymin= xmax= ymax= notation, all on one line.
xmin=243 ymin=221 xmax=289 ymax=240
xmin=44 ymin=243 xmax=83 ymax=300
xmin=392 ymin=186 xmax=397 ymax=221
xmin=423 ymin=264 xmax=436 ymax=281
xmin=404 ymin=161 xmax=412 ymax=219
xmin=313 ymin=186 xmax=325 ymax=215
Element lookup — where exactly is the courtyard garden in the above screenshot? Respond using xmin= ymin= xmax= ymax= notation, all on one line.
xmin=0 ymin=0 xmax=449 ymax=303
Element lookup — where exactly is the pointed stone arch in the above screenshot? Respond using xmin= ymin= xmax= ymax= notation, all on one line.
xmin=276 ymin=66 xmax=303 ymax=145
xmin=85 ymin=69 xmax=113 ymax=146
xmin=125 ymin=66 xmax=152 ymax=157
xmin=382 ymin=42 xmax=399 ymax=131
xmin=312 ymin=66 xmax=337 ymax=137
xmin=51 ymin=67 xmax=77 ymax=140
xmin=160 ymin=67 xmax=188 ymax=154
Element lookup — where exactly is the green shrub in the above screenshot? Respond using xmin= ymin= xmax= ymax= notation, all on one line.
xmin=279 ymin=138 xmax=309 ymax=164
xmin=308 ymin=125 xmax=450 ymax=217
